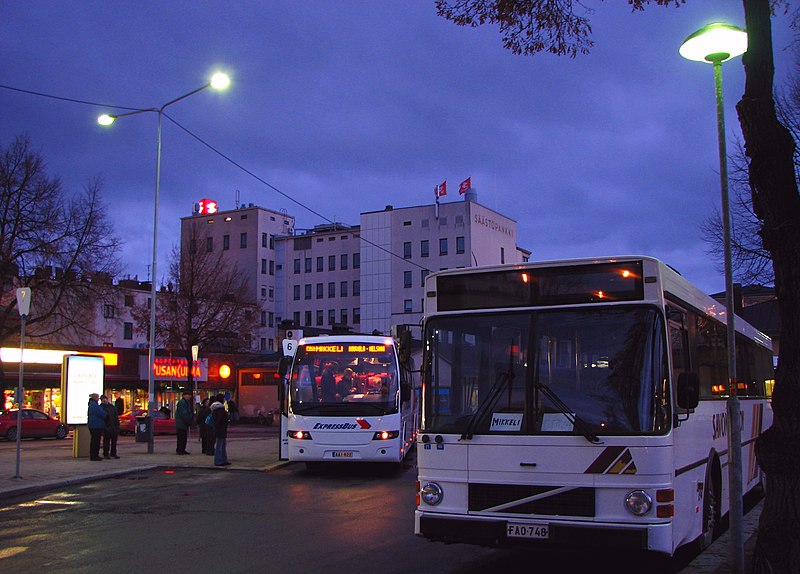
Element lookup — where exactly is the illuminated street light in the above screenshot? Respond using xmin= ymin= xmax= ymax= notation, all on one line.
xmin=97 ymin=72 xmax=230 ymax=454
xmin=680 ymin=23 xmax=747 ymax=574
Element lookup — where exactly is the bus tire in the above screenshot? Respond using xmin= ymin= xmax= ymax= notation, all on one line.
xmin=699 ymin=467 xmax=721 ymax=551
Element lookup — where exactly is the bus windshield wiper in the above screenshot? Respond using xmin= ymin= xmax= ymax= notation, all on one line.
xmin=460 ymin=343 xmax=516 ymax=441
xmin=535 ymin=380 xmax=601 ymax=444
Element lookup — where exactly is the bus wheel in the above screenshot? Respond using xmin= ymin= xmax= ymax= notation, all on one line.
xmin=699 ymin=473 xmax=720 ymax=551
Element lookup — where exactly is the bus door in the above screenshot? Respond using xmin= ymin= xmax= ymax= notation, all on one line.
xmin=279 ymin=332 xmax=302 ymax=461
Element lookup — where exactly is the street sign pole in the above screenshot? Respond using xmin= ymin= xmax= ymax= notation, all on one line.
xmin=14 ymin=288 xmax=31 ymax=479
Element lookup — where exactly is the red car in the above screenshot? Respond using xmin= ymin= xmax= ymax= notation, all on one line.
xmin=0 ymin=409 xmax=69 ymax=441
xmin=119 ymin=409 xmax=177 ymax=435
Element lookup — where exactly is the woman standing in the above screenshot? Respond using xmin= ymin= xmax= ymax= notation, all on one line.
xmin=197 ymin=398 xmax=213 ymax=455
xmin=210 ymin=394 xmax=230 ymax=466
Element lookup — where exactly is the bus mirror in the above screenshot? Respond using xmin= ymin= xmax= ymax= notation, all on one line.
xmin=278 ymin=356 xmax=292 ymax=378
xmin=677 ymin=372 xmax=700 ymax=410
xmin=401 ymin=381 xmax=411 ymax=402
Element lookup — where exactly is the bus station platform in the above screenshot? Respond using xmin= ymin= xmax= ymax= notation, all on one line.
xmin=0 ymin=424 xmax=761 ymax=572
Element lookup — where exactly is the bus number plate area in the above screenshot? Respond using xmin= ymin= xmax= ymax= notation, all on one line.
xmin=331 ymin=451 xmax=354 ymax=459
xmin=506 ymin=522 xmax=550 ymax=539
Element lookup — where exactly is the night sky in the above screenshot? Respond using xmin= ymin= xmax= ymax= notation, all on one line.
xmin=2 ymin=2 xmax=795 ymax=295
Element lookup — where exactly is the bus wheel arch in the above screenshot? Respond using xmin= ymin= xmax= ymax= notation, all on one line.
xmin=699 ymin=451 xmax=722 ymax=551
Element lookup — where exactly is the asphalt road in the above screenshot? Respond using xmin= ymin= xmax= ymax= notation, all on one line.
xmin=0 ymin=461 xmax=698 ymax=574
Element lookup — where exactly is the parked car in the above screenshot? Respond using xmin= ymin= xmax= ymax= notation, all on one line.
xmin=119 ymin=409 xmax=177 ymax=435
xmin=0 ymin=409 xmax=69 ymax=441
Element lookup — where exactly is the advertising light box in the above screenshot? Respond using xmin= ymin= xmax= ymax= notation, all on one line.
xmin=61 ymin=354 xmax=105 ymax=425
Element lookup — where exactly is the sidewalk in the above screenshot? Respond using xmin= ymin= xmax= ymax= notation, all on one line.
xmin=0 ymin=424 xmax=286 ymax=501
xmin=1 ymin=426 xmax=760 ymax=573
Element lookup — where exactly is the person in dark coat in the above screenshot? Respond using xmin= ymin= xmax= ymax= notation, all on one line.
xmin=114 ymin=396 xmax=124 ymax=416
xmin=175 ymin=390 xmax=193 ymax=455
xmin=211 ymin=394 xmax=230 ymax=466
xmin=320 ymin=366 xmax=337 ymax=402
xmin=197 ymin=397 xmax=213 ymax=455
xmin=87 ymin=393 xmax=107 ymax=461
xmin=100 ymin=394 xmax=120 ymax=459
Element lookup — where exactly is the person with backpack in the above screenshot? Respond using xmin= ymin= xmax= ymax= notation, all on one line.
xmin=210 ymin=394 xmax=230 ymax=466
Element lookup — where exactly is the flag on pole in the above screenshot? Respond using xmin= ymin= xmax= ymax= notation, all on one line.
xmin=459 ymin=177 xmax=471 ymax=195
xmin=438 ymin=180 xmax=447 ymax=196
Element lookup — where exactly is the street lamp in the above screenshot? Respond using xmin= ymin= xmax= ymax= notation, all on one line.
xmin=680 ymin=22 xmax=747 ymax=573
xmin=98 ymin=72 xmax=230 ymax=454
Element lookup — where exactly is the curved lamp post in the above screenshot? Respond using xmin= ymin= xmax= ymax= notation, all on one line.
xmin=98 ymin=72 xmax=230 ymax=454
xmin=680 ymin=22 xmax=747 ymax=573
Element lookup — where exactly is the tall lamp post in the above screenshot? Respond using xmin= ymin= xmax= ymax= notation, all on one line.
xmin=14 ymin=287 xmax=31 ymax=479
xmin=680 ymin=22 xmax=748 ymax=573
xmin=98 ymin=72 xmax=230 ymax=454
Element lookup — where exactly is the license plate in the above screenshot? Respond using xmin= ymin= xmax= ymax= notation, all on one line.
xmin=331 ymin=451 xmax=354 ymax=458
xmin=506 ymin=522 xmax=549 ymax=539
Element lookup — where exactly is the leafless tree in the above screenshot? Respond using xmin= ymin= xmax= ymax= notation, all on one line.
xmin=0 ymin=135 xmax=121 ymax=348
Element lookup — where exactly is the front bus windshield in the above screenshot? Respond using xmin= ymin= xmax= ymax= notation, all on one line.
xmin=289 ymin=342 xmax=399 ymax=416
xmin=422 ymin=307 xmax=670 ymax=438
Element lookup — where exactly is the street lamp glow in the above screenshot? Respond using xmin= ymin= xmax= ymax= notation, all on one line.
xmin=210 ymin=72 xmax=231 ymax=90
xmin=679 ymin=22 xmax=747 ymax=63
xmin=97 ymin=114 xmax=116 ymax=126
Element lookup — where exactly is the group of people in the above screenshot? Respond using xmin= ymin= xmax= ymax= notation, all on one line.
xmin=194 ymin=394 xmax=231 ymax=466
xmin=87 ymin=393 xmax=122 ymax=461
xmin=320 ymin=367 xmax=359 ymax=402
xmin=87 ymin=391 xmax=232 ymax=467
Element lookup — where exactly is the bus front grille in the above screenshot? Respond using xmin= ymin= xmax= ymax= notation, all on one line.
xmin=468 ymin=484 xmax=595 ymax=517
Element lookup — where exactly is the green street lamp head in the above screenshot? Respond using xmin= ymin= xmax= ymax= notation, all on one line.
xmin=97 ymin=113 xmax=116 ymax=126
xmin=209 ymin=72 xmax=230 ymax=90
xmin=680 ymin=22 xmax=747 ymax=64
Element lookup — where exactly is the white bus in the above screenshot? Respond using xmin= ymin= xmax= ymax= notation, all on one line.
xmin=415 ymin=256 xmax=773 ymax=556
xmin=279 ymin=334 xmax=417 ymax=467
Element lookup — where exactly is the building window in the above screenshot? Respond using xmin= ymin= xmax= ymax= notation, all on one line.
xmin=353 ymin=280 xmax=360 ymax=296
xmin=328 ymin=282 xmax=336 ymax=298
xmin=206 ymin=237 xmax=214 ymax=252
xmin=305 ymin=310 xmax=312 ymax=326
xmin=269 ymin=287 xmax=274 ymax=300
xmin=269 ymin=312 xmax=274 ymax=328
xmin=305 ymin=257 xmax=312 ymax=273
xmin=293 ymin=311 xmax=300 ymax=325
xmin=328 ymin=309 xmax=336 ymax=325
xmin=269 ymin=235 xmax=275 ymax=249
xmin=293 ymin=285 xmax=300 ymax=300
xmin=304 ymin=284 xmax=312 ymax=300
xmin=404 ymin=299 xmax=413 ymax=313
xmin=262 ymin=232 xmax=268 ymax=248
xmin=501 ymin=247 xmax=505 ymax=264
xmin=328 ymin=255 xmax=335 ymax=271
xmin=123 ymin=322 xmax=133 ymax=340
xmin=316 ymin=310 xmax=323 ymax=326
xmin=317 ymin=257 xmax=324 ymax=272
xmin=353 ymin=308 xmax=361 ymax=324
xmin=439 ymin=238 xmax=448 ymax=256
xmin=294 ymin=258 xmax=301 ymax=274
xmin=103 ymin=304 xmax=114 ymax=319
xmin=403 ymin=241 xmax=412 ymax=259
xmin=456 ymin=236 xmax=465 ymax=254
xmin=341 ymin=254 xmax=348 ymax=270
xmin=124 ymin=294 xmax=133 ymax=307
xmin=261 ymin=259 xmax=267 ymax=275
xmin=268 ymin=338 xmax=274 ymax=351
xmin=404 ymin=271 xmax=412 ymax=288
xmin=353 ymin=252 xmax=360 ymax=269
xmin=316 ymin=283 xmax=323 ymax=299
xmin=340 ymin=309 xmax=348 ymax=325
xmin=240 ymin=232 xmax=247 ymax=248
xmin=269 ymin=260 xmax=274 ymax=276
xmin=260 ymin=311 xmax=267 ymax=327
xmin=421 ymin=269 xmax=429 ymax=287
xmin=340 ymin=281 xmax=348 ymax=297
xmin=421 ymin=240 xmax=429 ymax=258
xmin=260 ymin=338 xmax=267 ymax=351
xmin=223 ymin=235 xmax=230 ymax=250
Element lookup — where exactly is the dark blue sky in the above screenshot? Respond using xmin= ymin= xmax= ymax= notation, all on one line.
xmin=2 ymin=2 xmax=795 ymax=294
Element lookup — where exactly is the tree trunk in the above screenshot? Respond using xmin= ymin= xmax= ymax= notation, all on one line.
xmin=738 ymin=2 xmax=800 ymax=572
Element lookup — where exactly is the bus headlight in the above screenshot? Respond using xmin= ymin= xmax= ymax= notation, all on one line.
xmin=625 ymin=490 xmax=652 ymax=516
xmin=373 ymin=430 xmax=399 ymax=440
xmin=420 ymin=482 xmax=443 ymax=506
